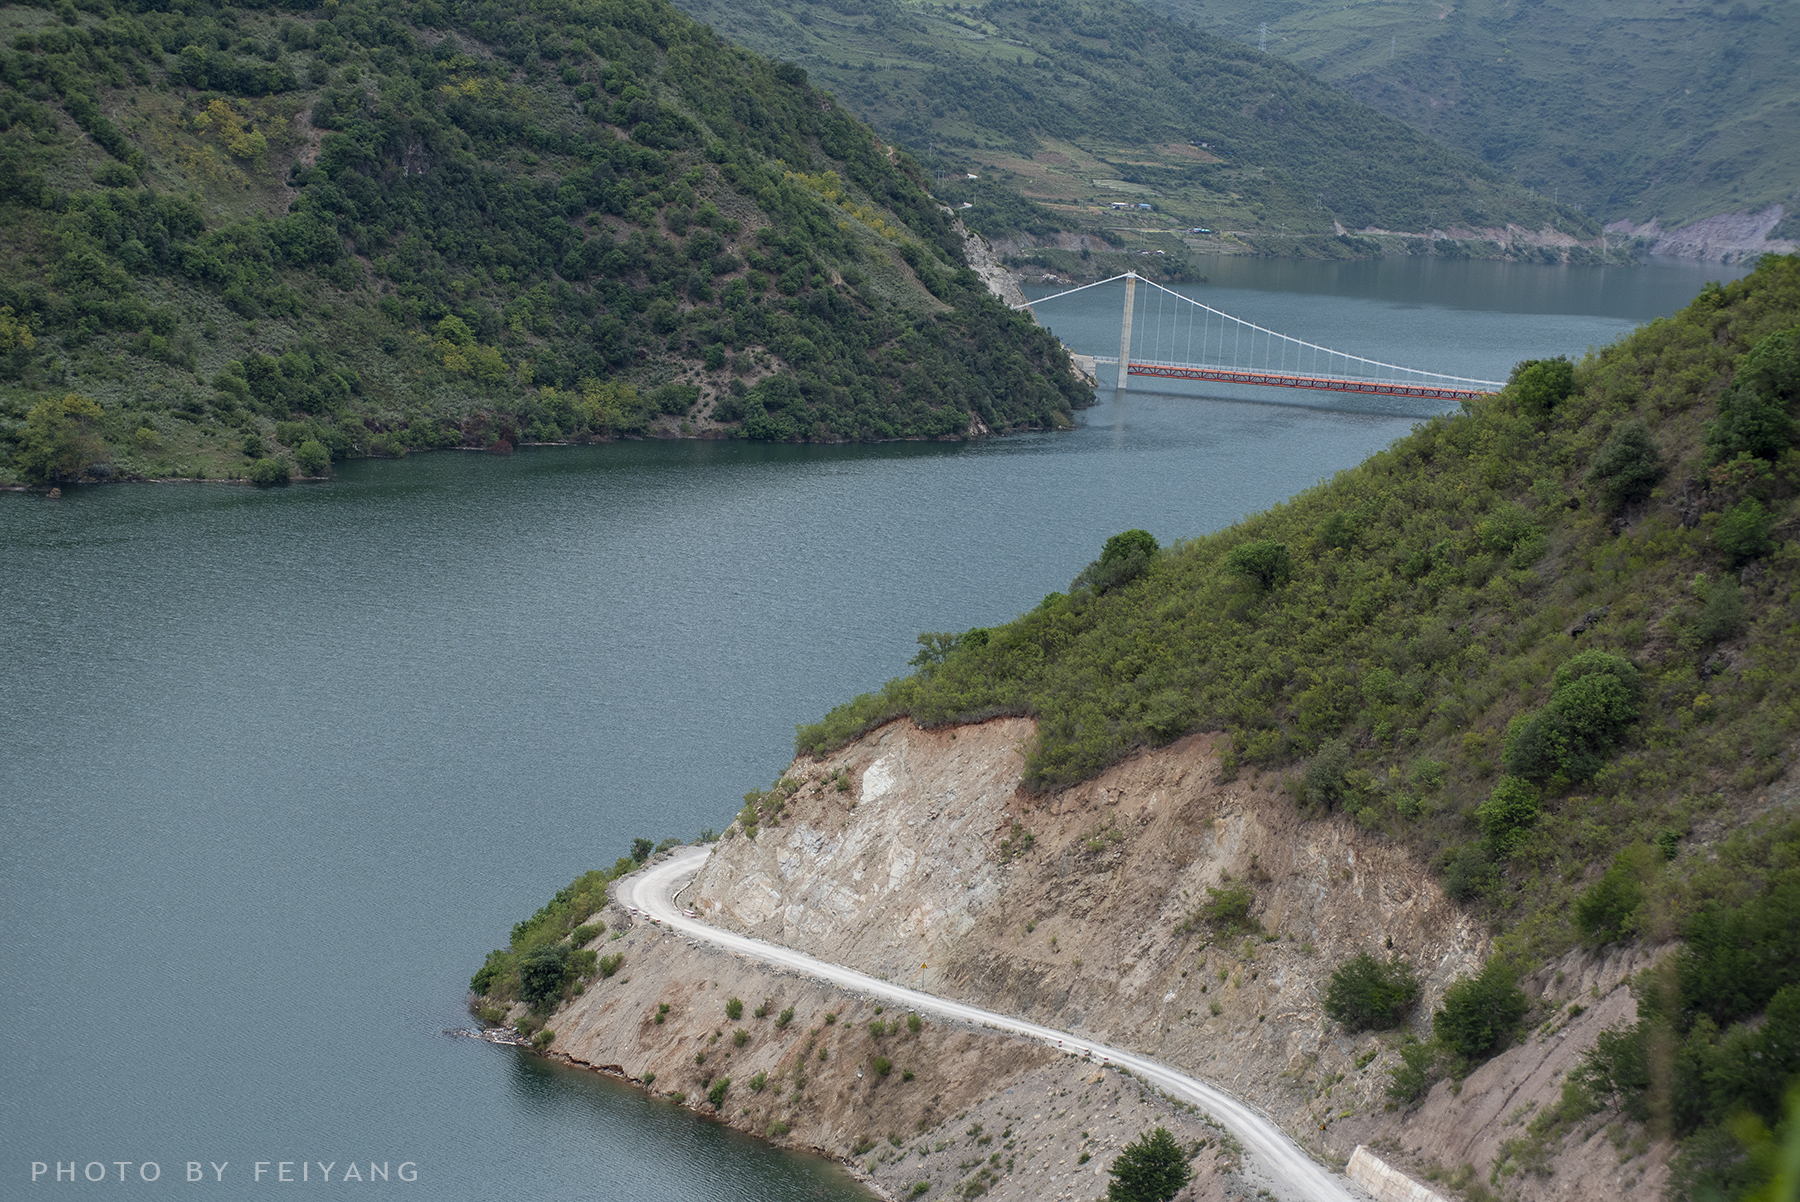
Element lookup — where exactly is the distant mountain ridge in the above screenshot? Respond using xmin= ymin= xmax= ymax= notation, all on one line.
xmin=669 ymin=0 xmax=1595 ymax=253
xmin=1147 ymin=0 xmax=1800 ymax=250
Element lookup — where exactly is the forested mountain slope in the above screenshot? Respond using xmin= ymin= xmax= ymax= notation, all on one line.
xmin=798 ymin=254 xmax=1800 ymax=1194
xmin=0 ymin=0 xmax=1087 ymax=485
xmin=669 ymin=0 xmax=1592 ymax=252
xmin=1151 ymin=0 xmax=1800 ymax=237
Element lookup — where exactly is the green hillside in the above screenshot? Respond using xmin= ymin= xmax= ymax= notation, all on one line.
xmin=1148 ymin=0 xmax=1800 ymax=232
xmin=799 ymin=254 xmax=1800 ymax=1192
xmin=669 ymin=0 xmax=1595 ymax=255
xmin=0 ymin=0 xmax=1089 ymax=485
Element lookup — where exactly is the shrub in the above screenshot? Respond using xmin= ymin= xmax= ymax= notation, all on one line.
xmin=1074 ymin=528 xmax=1161 ymax=593
xmin=1586 ymin=419 xmax=1664 ymax=512
xmin=872 ymin=1055 xmax=892 ymax=1076
xmin=1476 ymin=776 xmax=1543 ymax=853
xmin=1696 ymin=577 xmax=1748 ymax=643
xmin=1574 ymin=847 xmax=1653 ymax=945
xmin=13 ymin=393 xmax=105 ymax=484
xmin=1106 ymin=1126 xmax=1191 ymax=1202
xmin=1509 ymin=356 xmax=1576 ymax=414
xmin=1323 ymin=952 xmax=1421 ymax=1031
xmin=707 ymin=1077 xmax=730 ymax=1108
xmin=294 ymin=439 xmax=330 ymax=476
xmin=733 ymin=1028 xmax=749 ymax=1047
xmin=1715 ymin=498 xmax=1774 ymax=567
xmin=570 ymin=923 xmax=604 ymax=947
xmin=748 ymin=1071 xmax=767 ymax=1092
xmin=1387 ymin=1035 xmax=1446 ymax=1104
xmin=1434 ymin=959 xmax=1529 ymax=1062
xmin=726 ymin=996 xmax=743 ymax=1020
xmin=1197 ymin=883 xmax=1257 ymax=936
xmin=631 ymin=837 xmax=654 ymax=862
xmin=777 ymin=1006 xmax=795 ymax=1028
xmin=1225 ymin=539 xmax=1292 ymax=589
xmin=1444 ymin=842 xmax=1498 ymax=902
xmin=598 ymin=952 xmax=624 ymax=978
xmin=532 ymin=1028 xmax=555 ymax=1049
xmin=869 ymin=1018 xmax=889 ymax=1037
xmin=1706 ymin=327 xmax=1799 ymax=461
xmin=907 ymin=1012 xmax=922 ymax=1034
xmin=1503 ymin=651 xmax=1641 ymax=782
xmin=519 ymin=943 xmax=572 ymax=1010
xmin=1301 ymin=738 xmax=1352 ymax=808
xmin=248 ymin=456 xmax=292 ymax=486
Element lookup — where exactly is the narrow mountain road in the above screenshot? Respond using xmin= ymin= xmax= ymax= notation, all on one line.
xmin=618 ymin=846 xmax=1360 ymax=1202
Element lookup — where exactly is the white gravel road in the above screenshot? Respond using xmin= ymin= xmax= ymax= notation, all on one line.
xmin=618 ymin=846 xmax=1360 ymax=1202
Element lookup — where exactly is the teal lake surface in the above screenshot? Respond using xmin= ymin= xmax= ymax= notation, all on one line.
xmin=0 ymin=254 xmax=1744 ymax=1195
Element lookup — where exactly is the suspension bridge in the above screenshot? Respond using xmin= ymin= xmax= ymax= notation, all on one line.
xmin=1016 ymin=272 xmax=1504 ymax=402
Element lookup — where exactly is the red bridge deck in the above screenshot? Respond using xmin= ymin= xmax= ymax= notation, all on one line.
xmin=1126 ymin=362 xmax=1496 ymax=402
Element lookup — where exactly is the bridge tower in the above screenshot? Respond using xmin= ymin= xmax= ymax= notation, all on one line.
xmin=1117 ymin=272 xmax=1137 ymax=390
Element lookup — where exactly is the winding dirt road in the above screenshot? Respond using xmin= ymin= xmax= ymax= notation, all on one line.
xmin=618 ymin=846 xmax=1360 ymax=1202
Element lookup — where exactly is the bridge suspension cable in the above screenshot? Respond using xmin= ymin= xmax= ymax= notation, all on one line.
xmin=1017 ymin=272 xmax=1505 ymax=400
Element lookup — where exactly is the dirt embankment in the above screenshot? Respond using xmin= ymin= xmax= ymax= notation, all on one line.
xmin=1606 ymin=205 xmax=1798 ymax=264
xmin=681 ymin=718 xmax=1668 ymax=1200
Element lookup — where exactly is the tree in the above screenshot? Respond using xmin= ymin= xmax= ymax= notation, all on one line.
xmin=1225 ymin=538 xmax=1292 ymax=588
xmin=1716 ymin=498 xmax=1774 ymax=567
xmin=1509 ymin=356 xmax=1576 ymax=414
xmin=631 ymin=837 xmax=654 ymax=863
xmin=295 ymin=439 xmax=330 ymax=477
xmin=14 ymin=393 xmax=105 ymax=483
xmin=518 ymin=942 xmax=571 ymax=1010
xmin=1587 ymin=419 xmax=1664 ymax=513
xmin=1706 ymin=328 xmax=1799 ymax=462
xmin=248 ymin=456 xmax=292 ymax=487
xmin=1434 ymin=958 xmax=1528 ymax=1062
xmin=1476 ymin=776 xmax=1542 ymax=853
xmin=1107 ymin=1127 xmax=1190 ymax=1202
xmin=1324 ymin=951 xmax=1421 ymax=1031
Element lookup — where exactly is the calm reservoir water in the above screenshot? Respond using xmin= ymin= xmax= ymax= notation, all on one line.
xmin=0 ymin=255 xmax=1742 ymax=1196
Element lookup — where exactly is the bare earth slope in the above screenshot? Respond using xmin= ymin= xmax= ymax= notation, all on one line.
xmin=684 ymin=718 xmax=1668 ymax=1198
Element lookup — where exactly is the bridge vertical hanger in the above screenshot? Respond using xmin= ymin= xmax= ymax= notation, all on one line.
xmin=1117 ymin=272 xmax=1137 ymax=390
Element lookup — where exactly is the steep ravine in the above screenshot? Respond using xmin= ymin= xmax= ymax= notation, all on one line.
xmin=538 ymin=717 xmax=1666 ymax=1200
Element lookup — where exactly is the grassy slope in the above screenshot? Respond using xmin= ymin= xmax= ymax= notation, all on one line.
xmin=1147 ymin=0 xmax=1800 ymax=232
xmin=0 ymin=0 xmax=1089 ymax=484
xmin=801 ymin=253 xmax=1800 ymax=968
xmin=669 ymin=0 xmax=1595 ymax=254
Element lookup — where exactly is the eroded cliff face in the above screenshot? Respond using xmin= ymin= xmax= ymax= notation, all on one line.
xmin=685 ymin=717 xmax=1667 ymax=1199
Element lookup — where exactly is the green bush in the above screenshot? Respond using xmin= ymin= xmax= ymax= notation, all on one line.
xmin=777 ymin=1006 xmax=795 ymax=1028
xmin=907 ymin=1012 xmax=923 ymax=1034
xmin=1197 ymin=884 xmax=1257 ymax=936
xmin=1509 ymin=357 xmax=1577 ymax=414
xmin=1301 ymin=739 xmax=1353 ymax=808
xmin=1715 ymin=498 xmax=1774 ymax=567
xmin=872 ymin=1055 xmax=892 ymax=1076
xmin=733 ymin=1027 xmax=749 ymax=1047
xmin=1503 ymin=651 xmax=1641 ymax=783
xmin=1586 ymin=419 xmax=1664 ymax=512
xmin=1696 ymin=576 xmax=1749 ymax=643
xmin=569 ymin=923 xmax=604 ymax=947
xmin=248 ymin=456 xmax=291 ymax=487
xmin=707 ymin=1077 xmax=730 ymax=1108
xmin=294 ymin=439 xmax=330 ymax=477
xmin=1705 ymin=327 xmax=1799 ymax=461
xmin=1387 ymin=1035 xmax=1446 ymax=1104
xmin=1476 ymin=776 xmax=1543 ymax=853
xmin=1323 ymin=951 xmax=1421 ymax=1031
xmin=749 ymin=1071 xmax=767 ymax=1092
xmin=598 ymin=952 xmax=623 ymax=978
xmin=726 ymin=996 xmax=744 ymax=1020
xmin=1434 ymin=959 xmax=1529 ymax=1062
xmin=519 ymin=942 xmax=572 ymax=1010
xmin=1225 ymin=539 xmax=1292 ymax=589
xmin=532 ymin=1028 xmax=556 ymax=1049
xmin=1106 ymin=1126 xmax=1191 ymax=1202
xmin=1444 ymin=842 xmax=1498 ymax=902
xmin=1573 ymin=847 xmax=1652 ymax=945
